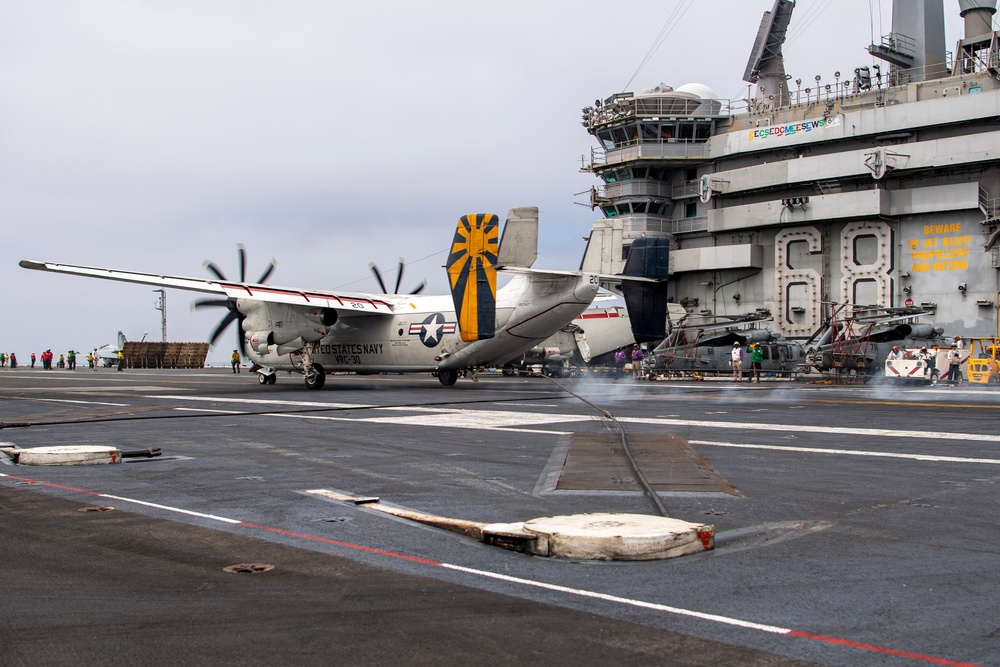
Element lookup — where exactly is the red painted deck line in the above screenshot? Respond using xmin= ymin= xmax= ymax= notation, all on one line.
xmin=787 ymin=631 xmax=984 ymax=667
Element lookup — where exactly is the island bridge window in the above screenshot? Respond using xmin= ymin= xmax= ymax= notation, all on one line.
xmin=602 ymin=203 xmax=647 ymax=218
xmin=638 ymin=122 xmax=681 ymax=141
xmin=666 ymin=121 xmax=712 ymax=141
xmin=610 ymin=127 xmax=632 ymax=146
xmin=602 ymin=169 xmax=632 ymax=184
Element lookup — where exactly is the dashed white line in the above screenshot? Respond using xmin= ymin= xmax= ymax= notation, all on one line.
xmin=689 ymin=440 xmax=1000 ymax=465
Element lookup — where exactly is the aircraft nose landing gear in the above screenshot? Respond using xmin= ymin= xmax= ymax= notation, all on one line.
xmin=256 ymin=369 xmax=277 ymax=385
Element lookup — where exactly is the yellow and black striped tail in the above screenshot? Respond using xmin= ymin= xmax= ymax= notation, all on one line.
xmin=447 ymin=213 xmax=499 ymax=341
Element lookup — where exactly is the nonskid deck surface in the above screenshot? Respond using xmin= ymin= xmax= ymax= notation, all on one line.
xmin=1 ymin=367 xmax=996 ymax=667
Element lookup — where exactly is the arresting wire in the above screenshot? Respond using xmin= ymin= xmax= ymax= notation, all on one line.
xmin=543 ymin=375 xmax=671 ymax=518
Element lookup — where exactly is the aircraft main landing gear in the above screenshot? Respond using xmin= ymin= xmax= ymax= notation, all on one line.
xmin=304 ymin=363 xmax=326 ymax=390
xmin=436 ymin=369 xmax=458 ymax=386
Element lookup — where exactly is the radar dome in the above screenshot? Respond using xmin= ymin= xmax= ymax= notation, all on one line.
xmin=675 ymin=83 xmax=719 ymax=100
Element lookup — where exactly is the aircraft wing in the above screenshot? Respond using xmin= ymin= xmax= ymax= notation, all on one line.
xmin=18 ymin=260 xmax=394 ymax=314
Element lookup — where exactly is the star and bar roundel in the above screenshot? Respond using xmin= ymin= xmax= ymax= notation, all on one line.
xmin=446 ymin=213 xmax=498 ymax=342
xmin=408 ymin=312 xmax=456 ymax=348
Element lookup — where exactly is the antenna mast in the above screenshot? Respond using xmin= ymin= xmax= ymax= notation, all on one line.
xmin=153 ymin=289 xmax=166 ymax=342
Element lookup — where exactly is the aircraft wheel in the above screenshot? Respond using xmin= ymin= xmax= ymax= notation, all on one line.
xmin=267 ymin=374 xmax=277 ymax=385
xmin=258 ymin=373 xmax=268 ymax=385
xmin=304 ymin=364 xmax=326 ymax=390
xmin=437 ymin=369 xmax=458 ymax=386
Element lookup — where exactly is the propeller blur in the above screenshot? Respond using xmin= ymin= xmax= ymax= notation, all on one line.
xmin=193 ymin=245 xmax=277 ymax=353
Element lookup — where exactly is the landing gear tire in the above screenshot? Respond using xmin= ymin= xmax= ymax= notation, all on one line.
xmin=258 ymin=373 xmax=268 ymax=385
xmin=304 ymin=364 xmax=326 ymax=390
xmin=437 ymin=369 xmax=458 ymax=387
xmin=266 ymin=374 xmax=276 ymax=385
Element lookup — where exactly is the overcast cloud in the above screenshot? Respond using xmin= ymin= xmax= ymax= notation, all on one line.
xmin=0 ymin=1 xmax=968 ymax=362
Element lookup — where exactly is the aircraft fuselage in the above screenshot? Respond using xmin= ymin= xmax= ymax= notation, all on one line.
xmin=243 ymin=273 xmax=600 ymax=375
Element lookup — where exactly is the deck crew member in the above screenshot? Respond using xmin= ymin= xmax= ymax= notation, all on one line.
xmin=749 ymin=343 xmax=763 ymax=383
xmin=919 ymin=346 xmax=936 ymax=382
xmin=947 ymin=344 xmax=963 ymax=387
xmin=730 ymin=342 xmax=743 ymax=381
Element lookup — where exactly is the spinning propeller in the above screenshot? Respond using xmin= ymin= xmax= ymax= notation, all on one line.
xmin=193 ymin=244 xmax=277 ymax=350
xmin=369 ymin=257 xmax=426 ymax=295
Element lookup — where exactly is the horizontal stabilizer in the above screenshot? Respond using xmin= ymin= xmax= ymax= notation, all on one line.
xmin=621 ymin=237 xmax=671 ymax=343
xmin=447 ymin=214 xmax=499 ymax=342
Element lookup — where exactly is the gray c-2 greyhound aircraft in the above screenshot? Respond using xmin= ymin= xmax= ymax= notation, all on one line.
xmin=21 ymin=207 xmax=669 ymax=389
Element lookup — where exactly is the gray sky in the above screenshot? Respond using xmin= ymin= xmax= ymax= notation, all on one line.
xmin=1 ymin=0 xmax=967 ymax=362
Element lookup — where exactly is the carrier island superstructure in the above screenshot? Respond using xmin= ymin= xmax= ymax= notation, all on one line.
xmin=580 ymin=0 xmax=1000 ymax=340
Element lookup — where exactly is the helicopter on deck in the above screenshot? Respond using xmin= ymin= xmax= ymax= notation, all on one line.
xmin=640 ymin=309 xmax=803 ymax=379
xmin=801 ymin=304 xmax=946 ymax=380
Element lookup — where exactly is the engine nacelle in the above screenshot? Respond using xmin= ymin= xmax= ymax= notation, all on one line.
xmin=246 ymin=331 xmax=274 ymax=355
xmin=246 ymin=327 xmax=329 ymax=354
xmin=276 ymin=338 xmax=307 ymax=355
xmin=895 ymin=323 xmax=936 ymax=338
xmin=239 ymin=300 xmax=333 ymax=354
xmin=742 ymin=329 xmax=774 ymax=343
xmin=304 ymin=308 xmax=338 ymax=327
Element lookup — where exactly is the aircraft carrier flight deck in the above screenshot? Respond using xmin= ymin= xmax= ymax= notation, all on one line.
xmin=1 ymin=368 xmax=997 ymax=667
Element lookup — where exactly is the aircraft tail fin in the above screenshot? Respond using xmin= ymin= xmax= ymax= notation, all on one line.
xmin=620 ymin=237 xmax=671 ymax=343
xmin=447 ymin=213 xmax=499 ymax=342
xmin=496 ymin=206 xmax=538 ymax=268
